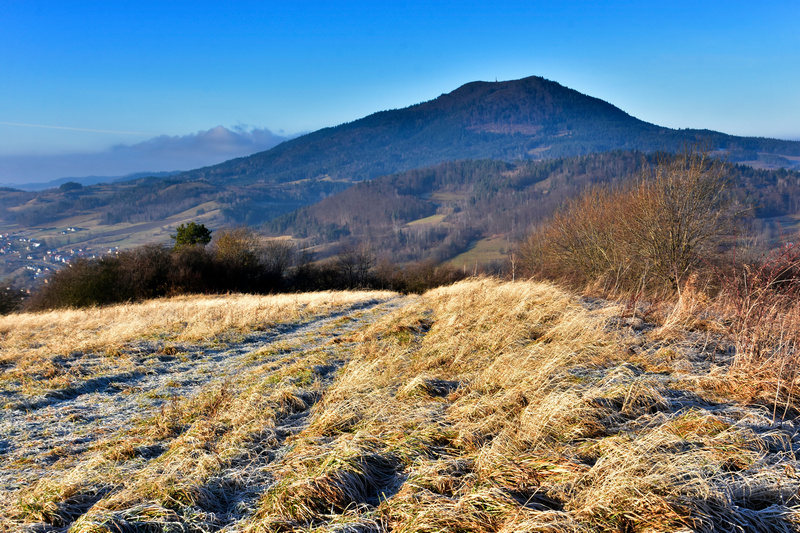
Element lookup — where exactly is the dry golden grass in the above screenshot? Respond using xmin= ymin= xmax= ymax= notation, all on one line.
xmin=240 ymin=279 xmax=800 ymax=532
xmin=0 ymin=290 xmax=394 ymax=397
xmin=4 ymin=279 xmax=800 ymax=532
xmin=1 ymin=290 xmax=394 ymax=354
xmin=1 ymin=290 xmax=400 ymax=532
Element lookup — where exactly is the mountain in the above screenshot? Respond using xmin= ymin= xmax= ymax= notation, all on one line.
xmin=180 ymin=76 xmax=800 ymax=189
xmin=166 ymin=75 xmax=800 ymax=224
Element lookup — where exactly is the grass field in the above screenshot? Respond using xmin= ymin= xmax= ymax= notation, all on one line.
xmin=447 ymin=236 xmax=510 ymax=269
xmin=2 ymin=280 xmax=800 ymax=531
xmin=1 ymin=204 xmax=226 ymax=251
xmin=429 ymin=192 xmax=468 ymax=202
xmin=405 ymin=214 xmax=447 ymax=227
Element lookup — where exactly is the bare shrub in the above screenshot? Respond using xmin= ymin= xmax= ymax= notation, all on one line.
xmin=718 ymin=241 xmax=800 ymax=415
xmin=117 ymin=244 xmax=172 ymax=299
xmin=388 ymin=259 xmax=467 ymax=294
xmin=168 ymin=243 xmax=216 ymax=295
xmin=522 ymin=149 xmax=736 ymax=292
xmin=521 ymin=186 xmax=632 ymax=286
xmin=259 ymin=238 xmax=295 ymax=281
xmin=0 ymin=284 xmax=27 ymax=314
xmin=26 ymin=257 xmax=124 ymax=310
xmin=213 ymin=227 xmax=270 ymax=292
xmin=336 ymin=243 xmax=376 ymax=288
xmin=624 ymin=150 xmax=734 ymax=288
xmin=27 ymin=229 xmax=302 ymax=310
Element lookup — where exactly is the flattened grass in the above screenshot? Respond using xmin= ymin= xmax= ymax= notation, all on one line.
xmin=0 ymin=290 xmax=397 ymax=531
xmin=0 ymin=290 xmax=394 ymax=397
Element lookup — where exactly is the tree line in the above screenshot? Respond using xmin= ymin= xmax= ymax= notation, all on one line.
xmin=10 ymin=224 xmax=465 ymax=312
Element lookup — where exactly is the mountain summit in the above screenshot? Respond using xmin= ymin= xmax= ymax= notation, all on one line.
xmin=411 ymin=76 xmax=643 ymax=133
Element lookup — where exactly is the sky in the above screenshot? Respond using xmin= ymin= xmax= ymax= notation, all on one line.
xmin=1 ymin=0 xmax=799 ymax=184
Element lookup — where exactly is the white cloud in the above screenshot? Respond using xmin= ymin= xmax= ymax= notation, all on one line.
xmin=0 ymin=126 xmax=291 ymax=185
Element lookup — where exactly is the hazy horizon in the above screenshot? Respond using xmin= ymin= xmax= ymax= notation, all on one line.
xmin=0 ymin=125 xmax=292 ymax=186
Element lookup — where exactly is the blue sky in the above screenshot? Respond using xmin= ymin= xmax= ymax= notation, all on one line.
xmin=1 ymin=0 xmax=799 ymax=182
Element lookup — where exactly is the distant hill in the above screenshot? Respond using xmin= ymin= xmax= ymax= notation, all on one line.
xmin=0 ymin=171 xmax=182 ymax=192
xmin=181 ymin=76 xmax=800 ymax=189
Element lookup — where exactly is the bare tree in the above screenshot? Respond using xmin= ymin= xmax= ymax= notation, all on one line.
xmin=336 ymin=243 xmax=375 ymax=288
xmin=213 ymin=227 xmax=259 ymax=269
xmin=213 ymin=227 xmax=296 ymax=291
xmin=623 ymin=149 xmax=734 ymax=288
xmin=260 ymin=239 xmax=296 ymax=284
xmin=520 ymin=148 xmax=738 ymax=291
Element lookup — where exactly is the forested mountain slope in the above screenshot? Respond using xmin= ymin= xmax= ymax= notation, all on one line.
xmin=267 ymin=152 xmax=800 ymax=264
xmin=179 ymin=75 xmax=800 ymax=189
xmin=3 ymin=75 xmax=800 ymax=266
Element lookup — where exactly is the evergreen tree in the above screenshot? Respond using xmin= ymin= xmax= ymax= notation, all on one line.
xmin=171 ymin=222 xmax=212 ymax=248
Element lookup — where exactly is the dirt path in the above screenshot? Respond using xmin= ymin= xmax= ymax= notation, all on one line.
xmin=0 ymin=295 xmax=415 ymax=497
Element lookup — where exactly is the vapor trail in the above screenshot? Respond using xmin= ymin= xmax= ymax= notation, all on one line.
xmin=0 ymin=122 xmax=152 ymax=135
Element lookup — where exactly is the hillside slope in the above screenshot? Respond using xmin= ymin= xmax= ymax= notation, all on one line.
xmin=2 ymin=280 xmax=800 ymax=531
xmin=180 ymin=76 xmax=800 ymax=188
xmin=267 ymin=153 xmax=800 ymax=265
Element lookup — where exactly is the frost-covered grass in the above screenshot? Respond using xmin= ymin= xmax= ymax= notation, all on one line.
xmin=3 ymin=280 xmax=800 ymax=532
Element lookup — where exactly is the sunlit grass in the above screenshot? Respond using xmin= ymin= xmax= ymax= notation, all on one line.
xmin=4 ymin=280 xmax=800 ymax=531
xmin=0 ymin=290 xmax=394 ymax=397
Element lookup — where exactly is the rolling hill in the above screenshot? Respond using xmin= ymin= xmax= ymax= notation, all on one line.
xmin=177 ymin=75 xmax=800 ymax=225
xmin=180 ymin=75 xmax=800 ymax=187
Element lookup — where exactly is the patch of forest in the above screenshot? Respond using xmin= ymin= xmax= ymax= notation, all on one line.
xmin=266 ymin=151 xmax=800 ymax=264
